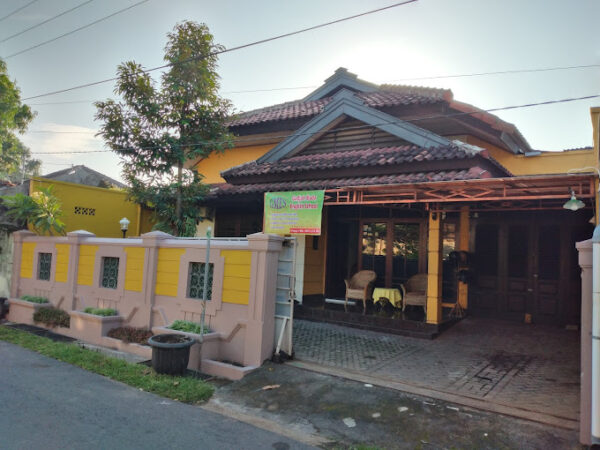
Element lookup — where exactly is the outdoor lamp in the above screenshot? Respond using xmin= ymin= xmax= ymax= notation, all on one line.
xmin=119 ymin=217 xmax=130 ymax=238
xmin=562 ymin=190 xmax=585 ymax=211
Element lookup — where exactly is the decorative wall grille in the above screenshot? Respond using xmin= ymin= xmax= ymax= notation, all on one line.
xmin=101 ymin=257 xmax=119 ymax=289
xmin=38 ymin=253 xmax=52 ymax=281
xmin=74 ymin=206 xmax=96 ymax=216
xmin=187 ymin=262 xmax=214 ymax=300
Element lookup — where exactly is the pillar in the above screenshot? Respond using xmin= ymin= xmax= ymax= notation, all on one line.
xmin=457 ymin=206 xmax=470 ymax=310
xmin=426 ymin=211 xmax=443 ymax=324
xmin=65 ymin=230 xmax=95 ymax=310
xmin=10 ymin=230 xmax=36 ymax=298
xmin=141 ymin=231 xmax=172 ymax=328
xmin=578 ymin=238 xmax=593 ymax=445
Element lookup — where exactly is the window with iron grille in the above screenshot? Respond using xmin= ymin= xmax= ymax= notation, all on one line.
xmin=74 ymin=206 xmax=96 ymax=216
xmin=38 ymin=253 xmax=52 ymax=281
xmin=187 ymin=262 xmax=214 ymax=300
xmin=101 ymin=257 xmax=119 ymax=289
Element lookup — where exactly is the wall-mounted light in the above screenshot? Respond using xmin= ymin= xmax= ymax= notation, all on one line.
xmin=563 ymin=189 xmax=585 ymax=211
xmin=119 ymin=217 xmax=130 ymax=238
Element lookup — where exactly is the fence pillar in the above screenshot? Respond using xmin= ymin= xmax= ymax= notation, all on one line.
xmin=141 ymin=231 xmax=172 ymax=328
xmin=10 ymin=230 xmax=35 ymax=298
xmin=426 ymin=211 xmax=443 ymax=324
xmin=66 ymin=230 xmax=95 ymax=310
xmin=578 ymin=238 xmax=593 ymax=445
xmin=245 ymin=233 xmax=284 ymax=366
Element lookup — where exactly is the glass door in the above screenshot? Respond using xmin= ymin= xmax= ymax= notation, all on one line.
xmin=361 ymin=223 xmax=387 ymax=286
xmin=392 ymin=223 xmax=420 ymax=287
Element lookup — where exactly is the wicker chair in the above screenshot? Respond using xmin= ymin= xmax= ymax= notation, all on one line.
xmin=401 ymin=273 xmax=428 ymax=313
xmin=344 ymin=270 xmax=377 ymax=313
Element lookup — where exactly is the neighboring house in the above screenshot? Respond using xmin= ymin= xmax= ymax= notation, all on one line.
xmin=190 ymin=68 xmax=598 ymax=330
xmin=0 ymin=166 xmax=154 ymax=296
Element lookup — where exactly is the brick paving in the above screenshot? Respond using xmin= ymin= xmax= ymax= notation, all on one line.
xmin=292 ymin=317 xmax=580 ymax=421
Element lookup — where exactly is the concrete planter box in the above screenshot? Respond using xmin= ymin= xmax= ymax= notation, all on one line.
xmin=152 ymin=326 xmax=256 ymax=380
xmin=7 ymin=298 xmax=52 ymax=325
xmin=69 ymin=311 xmax=124 ymax=344
xmin=100 ymin=336 xmax=152 ymax=360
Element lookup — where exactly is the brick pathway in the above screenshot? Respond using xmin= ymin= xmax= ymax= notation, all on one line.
xmin=292 ymin=317 xmax=580 ymax=421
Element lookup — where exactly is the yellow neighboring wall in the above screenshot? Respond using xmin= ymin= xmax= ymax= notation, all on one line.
xmin=193 ymin=143 xmax=276 ymax=184
xmin=30 ymin=178 xmax=152 ymax=238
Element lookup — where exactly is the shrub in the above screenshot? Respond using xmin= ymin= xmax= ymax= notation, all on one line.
xmin=33 ymin=307 xmax=70 ymax=328
xmin=21 ymin=295 xmax=49 ymax=304
xmin=168 ymin=320 xmax=211 ymax=335
xmin=107 ymin=327 xmax=153 ymax=344
xmin=83 ymin=307 xmax=118 ymax=317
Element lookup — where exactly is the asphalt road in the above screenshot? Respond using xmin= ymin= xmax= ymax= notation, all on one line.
xmin=0 ymin=341 xmax=313 ymax=450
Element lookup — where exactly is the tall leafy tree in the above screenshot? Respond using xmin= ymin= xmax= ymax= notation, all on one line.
xmin=95 ymin=21 xmax=233 ymax=236
xmin=0 ymin=58 xmax=40 ymax=182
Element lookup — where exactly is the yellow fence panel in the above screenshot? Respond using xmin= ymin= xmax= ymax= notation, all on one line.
xmin=55 ymin=244 xmax=70 ymax=283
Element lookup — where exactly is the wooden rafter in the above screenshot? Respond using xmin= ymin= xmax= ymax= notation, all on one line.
xmin=324 ymin=174 xmax=595 ymax=207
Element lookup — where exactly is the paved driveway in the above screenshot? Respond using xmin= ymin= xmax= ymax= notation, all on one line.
xmin=292 ymin=317 xmax=580 ymax=422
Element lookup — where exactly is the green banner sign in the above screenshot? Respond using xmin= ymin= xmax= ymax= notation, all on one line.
xmin=263 ymin=190 xmax=325 ymax=235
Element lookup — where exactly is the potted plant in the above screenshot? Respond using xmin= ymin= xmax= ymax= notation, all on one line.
xmin=147 ymin=334 xmax=195 ymax=375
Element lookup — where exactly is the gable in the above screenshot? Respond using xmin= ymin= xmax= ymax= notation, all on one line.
xmin=297 ymin=117 xmax=410 ymax=156
xmin=258 ymin=89 xmax=451 ymax=164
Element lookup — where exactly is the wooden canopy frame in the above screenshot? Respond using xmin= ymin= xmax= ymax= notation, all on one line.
xmin=324 ymin=174 xmax=596 ymax=210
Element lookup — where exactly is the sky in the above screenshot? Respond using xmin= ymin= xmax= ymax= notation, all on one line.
xmin=1 ymin=0 xmax=599 ymax=183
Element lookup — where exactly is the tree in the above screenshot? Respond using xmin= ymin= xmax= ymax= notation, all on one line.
xmin=0 ymin=58 xmax=40 ymax=182
xmin=1 ymin=186 xmax=65 ymax=235
xmin=95 ymin=21 xmax=233 ymax=236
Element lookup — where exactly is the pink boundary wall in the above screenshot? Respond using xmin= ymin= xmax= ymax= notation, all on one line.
xmin=8 ymin=229 xmax=284 ymax=380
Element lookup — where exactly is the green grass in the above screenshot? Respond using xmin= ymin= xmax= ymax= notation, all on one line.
xmin=169 ymin=320 xmax=211 ymax=335
xmin=20 ymin=295 xmax=49 ymax=304
xmin=83 ymin=307 xmax=118 ymax=317
xmin=0 ymin=326 xmax=213 ymax=404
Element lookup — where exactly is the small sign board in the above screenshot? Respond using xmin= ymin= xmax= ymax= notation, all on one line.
xmin=263 ymin=190 xmax=325 ymax=235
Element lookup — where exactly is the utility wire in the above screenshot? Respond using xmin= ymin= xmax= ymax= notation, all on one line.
xmin=4 ymin=0 xmax=149 ymax=59
xmin=29 ymin=92 xmax=600 ymax=154
xmin=0 ymin=0 xmax=39 ymax=23
xmin=21 ymin=0 xmax=418 ymax=100
xmin=25 ymin=62 xmax=600 ymax=106
xmin=0 ymin=0 xmax=95 ymax=44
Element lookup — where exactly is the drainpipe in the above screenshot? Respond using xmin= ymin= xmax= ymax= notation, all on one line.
xmin=592 ymin=224 xmax=600 ymax=443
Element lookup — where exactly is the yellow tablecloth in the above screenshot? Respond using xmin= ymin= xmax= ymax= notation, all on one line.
xmin=372 ymin=287 xmax=403 ymax=308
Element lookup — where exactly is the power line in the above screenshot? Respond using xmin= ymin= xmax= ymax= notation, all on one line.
xmin=21 ymin=0 xmax=418 ymax=101
xmin=0 ymin=0 xmax=39 ymax=23
xmin=29 ymin=92 xmax=600 ymax=155
xmin=4 ymin=0 xmax=149 ymax=59
xmin=25 ymin=62 xmax=600 ymax=106
xmin=0 ymin=0 xmax=95 ymax=44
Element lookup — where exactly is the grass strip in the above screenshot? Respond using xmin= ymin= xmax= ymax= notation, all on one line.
xmin=0 ymin=325 xmax=213 ymax=404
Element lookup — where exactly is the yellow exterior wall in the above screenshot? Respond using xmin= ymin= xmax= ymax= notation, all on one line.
xmin=194 ymin=144 xmax=276 ymax=184
xmin=124 ymin=247 xmax=145 ymax=292
xmin=221 ymin=250 xmax=252 ymax=305
xmin=30 ymin=178 xmax=153 ymax=238
xmin=77 ymin=245 xmax=98 ymax=286
xmin=303 ymin=209 xmax=328 ymax=296
xmin=155 ymin=248 xmax=185 ymax=297
xmin=461 ymin=136 xmax=596 ymax=176
xmin=54 ymin=244 xmax=70 ymax=283
xmin=20 ymin=242 xmax=36 ymax=279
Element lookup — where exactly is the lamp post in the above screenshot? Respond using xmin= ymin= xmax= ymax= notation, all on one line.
xmin=119 ymin=217 xmax=130 ymax=238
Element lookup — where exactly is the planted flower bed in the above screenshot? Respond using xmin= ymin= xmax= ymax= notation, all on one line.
xmin=33 ymin=307 xmax=70 ymax=329
xmin=102 ymin=326 xmax=154 ymax=359
xmin=69 ymin=308 xmax=124 ymax=341
xmin=7 ymin=296 xmax=52 ymax=325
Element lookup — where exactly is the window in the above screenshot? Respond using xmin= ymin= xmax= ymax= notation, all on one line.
xmin=37 ymin=253 xmax=52 ymax=281
xmin=101 ymin=257 xmax=119 ymax=289
xmin=74 ymin=206 xmax=96 ymax=216
xmin=187 ymin=262 xmax=214 ymax=300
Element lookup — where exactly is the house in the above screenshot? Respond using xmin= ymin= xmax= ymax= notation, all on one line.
xmin=189 ymin=68 xmax=598 ymax=333
xmin=0 ymin=165 xmax=154 ymax=296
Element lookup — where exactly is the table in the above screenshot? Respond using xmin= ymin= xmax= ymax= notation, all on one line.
xmin=372 ymin=287 xmax=402 ymax=308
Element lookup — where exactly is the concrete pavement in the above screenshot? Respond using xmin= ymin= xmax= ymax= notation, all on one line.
xmin=0 ymin=341 xmax=313 ymax=450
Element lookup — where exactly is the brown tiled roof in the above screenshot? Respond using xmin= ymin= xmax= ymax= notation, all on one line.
xmin=223 ymin=144 xmax=483 ymax=179
xmin=228 ymin=85 xmax=449 ymax=127
xmin=210 ymin=167 xmax=491 ymax=197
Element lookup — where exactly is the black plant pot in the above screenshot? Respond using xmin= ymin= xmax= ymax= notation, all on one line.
xmin=148 ymin=334 xmax=195 ymax=375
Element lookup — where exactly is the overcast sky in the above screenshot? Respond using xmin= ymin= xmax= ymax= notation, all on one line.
xmin=1 ymin=0 xmax=599 ymax=182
